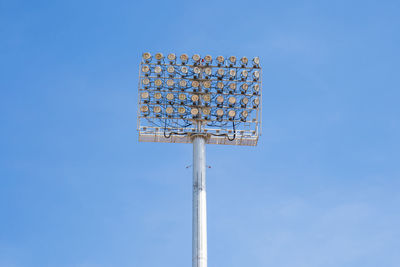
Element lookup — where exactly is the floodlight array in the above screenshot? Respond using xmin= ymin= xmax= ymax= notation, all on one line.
xmin=137 ymin=53 xmax=262 ymax=145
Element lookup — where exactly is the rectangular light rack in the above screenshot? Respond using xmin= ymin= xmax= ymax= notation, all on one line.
xmin=137 ymin=53 xmax=262 ymax=146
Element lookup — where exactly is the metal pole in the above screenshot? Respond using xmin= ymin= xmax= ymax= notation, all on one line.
xmin=192 ymin=135 xmax=207 ymax=267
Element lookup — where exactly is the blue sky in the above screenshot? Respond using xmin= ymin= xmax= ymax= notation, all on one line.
xmin=1 ymin=0 xmax=399 ymax=266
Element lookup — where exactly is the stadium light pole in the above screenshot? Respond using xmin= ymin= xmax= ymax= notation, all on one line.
xmin=137 ymin=53 xmax=262 ymax=267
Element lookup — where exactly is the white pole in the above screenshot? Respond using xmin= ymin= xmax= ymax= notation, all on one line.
xmin=192 ymin=135 xmax=207 ymax=267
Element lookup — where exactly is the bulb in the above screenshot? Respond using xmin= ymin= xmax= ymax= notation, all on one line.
xmin=178 ymin=107 xmax=186 ymax=114
xmin=167 ymin=53 xmax=176 ymax=61
xmin=203 ymin=81 xmax=211 ymax=88
xmin=204 ymin=55 xmax=212 ymax=62
xmin=203 ymin=94 xmax=211 ymax=102
xmin=192 ymin=81 xmax=200 ymax=88
xmin=228 ymin=110 xmax=236 ymax=117
xmin=167 ymin=66 xmax=175 ymax=73
xmin=228 ymin=96 xmax=236 ymax=105
xmin=253 ymin=84 xmax=260 ymax=92
xmin=217 ymin=82 xmax=224 ymax=89
xmin=229 ymin=83 xmax=237 ymax=90
xmin=153 ymin=106 xmax=161 ymax=113
xmin=166 ymin=106 xmax=174 ymax=114
xmin=253 ymin=97 xmax=260 ymax=107
xmin=166 ymin=93 xmax=174 ymax=101
xmin=241 ymin=70 xmax=248 ymax=77
xmin=191 ymin=94 xmax=199 ymax=102
xmin=241 ymin=110 xmax=248 ymax=118
xmin=241 ymin=97 xmax=249 ymax=105
xmin=180 ymin=66 xmax=188 ymax=74
xmin=193 ymin=67 xmax=201 ymax=74
xmin=204 ymin=67 xmax=212 ymax=76
xmin=192 ymin=54 xmax=201 ymax=62
xmin=141 ymin=65 xmax=150 ymax=73
xmin=216 ymin=95 xmax=224 ymax=104
xmin=141 ymin=91 xmax=149 ymax=99
xmin=142 ymin=52 xmax=151 ymax=60
xmin=155 ymin=53 xmax=164 ymax=60
xmin=154 ymin=79 xmax=162 ymax=87
xmin=154 ymin=66 xmax=162 ymax=74
xmin=178 ymin=93 xmax=187 ymax=101
xmin=203 ymin=107 xmax=211 ymax=115
xmin=229 ymin=69 xmax=236 ymax=77
xmin=166 ymin=79 xmax=175 ymax=87
xmin=241 ymin=83 xmax=248 ymax=91
xmin=180 ymin=54 xmax=189 ymax=62
xmin=179 ymin=80 xmax=187 ymax=87
xmin=240 ymin=56 xmax=248 ymax=65
xmin=142 ymin=78 xmax=150 ymax=85
xmin=191 ymin=108 xmax=199 ymax=116
xmin=229 ymin=56 xmax=236 ymax=64
xmin=154 ymin=92 xmax=162 ymax=100
xmin=140 ymin=105 xmax=149 ymax=113
xmin=216 ymin=109 xmax=224 ymax=116
xmin=253 ymin=71 xmax=260 ymax=80
xmin=216 ymin=56 xmax=224 ymax=64
xmin=217 ymin=68 xmax=225 ymax=76
xmin=253 ymin=57 xmax=260 ymax=65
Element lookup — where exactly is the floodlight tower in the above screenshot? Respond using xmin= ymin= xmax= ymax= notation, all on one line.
xmin=137 ymin=52 xmax=262 ymax=267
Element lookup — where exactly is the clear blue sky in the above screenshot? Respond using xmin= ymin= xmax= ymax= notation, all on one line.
xmin=1 ymin=0 xmax=399 ymax=266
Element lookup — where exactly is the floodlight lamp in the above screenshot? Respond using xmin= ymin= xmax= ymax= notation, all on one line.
xmin=166 ymin=106 xmax=174 ymax=114
xmin=241 ymin=97 xmax=249 ymax=106
xmin=253 ymin=97 xmax=260 ymax=107
xmin=154 ymin=92 xmax=162 ymax=100
xmin=167 ymin=53 xmax=176 ymax=61
xmin=179 ymin=80 xmax=188 ymax=87
xmin=181 ymin=66 xmax=189 ymax=75
xmin=204 ymin=67 xmax=212 ymax=76
xmin=203 ymin=81 xmax=211 ymax=89
xmin=192 ymin=54 xmax=201 ymax=62
xmin=216 ymin=109 xmax=224 ymax=117
xmin=141 ymin=91 xmax=149 ymax=100
xmin=153 ymin=106 xmax=162 ymax=114
xmin=253 ymin=84 xmax=260 ymax=94
xmin=178 ymin=93 xmax=187 ymax=101
xmin=203 ymin=94 xmax=211 ymax=102
xmin=155 ymin=79 xmax=162 ymax=88
xmin=229 ymin=83 xmax=237 ymax=91
xmin=241 ymin=70 xmax=248 ymax=78
xmin=166 ymin=79 xmax=175 ymax=87
xmin=253 ymin=71 xmax=260 ymax=80
xmin=241 ymin=110 xmax=248 ymax=120
xmin=241 ymin=83 xmax=248 ymax=92
xmin=228 ymin=110 xmax=236 ymax=118
xmin=142 ymin=52 xmax=152 ymax=61
xmin=217 ymin=82 xmax=224 ymax=89
xmin=180 ymin=54 xmax=189 ymax=63
xmin=229 ymin=56 xmax=236 ymax=65
xmin=229 ymin=69 xmax=236 ymax=78
xmin=154 ymin=66 xmax=162 ymax=74
xmin=203 ymin=107 xmax=211 ymax=116
xmin=155 ymin=53 xmax=164 ymax=60
xmin=216 ymin=95 xmax=224 ymax=105
xmin=166 ymin=93 xmax=174 ymax=101
xmin=228 ymin=96 xmax=236 ymax=105
xmin=204 ymin=55 xmax=212 ymax=63
xmin=216 ymin=56 xmax=224 ymax=64
xmin=142 ymin=78 xmax=150 ymax=85
xmin=193 ymin=67 xmax=201 ymax=74
xmin=217 ymin=68 xmax=225 ymax=76
xmin=140 ymin=105 xmax=149 ymax=112
xmin=141 ymin=65 xmax=150 ymax=73
xmin=178 ymin=107 xmax=186 ymax=114
xmin=253 ymin=57 xmax=260 ymax=66
xmin=191 ymin=94 xmax=200 ymax=102
xmin=192 ymin=81 xmax=200 ymax=88
xmin=167 ymin=66 xmax=175 ymax=74
xmin=240 ymin=56 xmax=248 ymax=65
xmin=191 ymin=107 xmax=199 ymax=116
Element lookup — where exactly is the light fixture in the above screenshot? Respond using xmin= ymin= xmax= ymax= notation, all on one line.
xmin=141 ymin=91 xmax=149 ymax=100
xmin=191 ymin=94 xmax=200 ymax=102
xmin=191 ymin=108 xmax=199 ymax=116
xmin=179 ymin=80 xmax=187 ymax=87
xmin=217 ymin=82 xmax=224 ymax=90
xmin=253 ymin=57 xmax=260 ymax=66
xmin=203 ymin=107 xmax=211 ymax=116
xmin=167 ymin=53 xmax=176 ymax=61
xmin=181 ymin=66 xmax=189 ymax=74
xmin=253 ymin=84 xmax=260 ymax=94
xmin=241 ymin=70 xmax=248 ymax=79
xmin=216 ymin=56 xmax=224 ymax=65
xmin=228 ymin=110 xmax=236 ymax=118
xmin=193 ymin=67 xmax=201 ymax=75
xmin=153 ymin=106 xmax=162 ymax=114
xmin=178 ymin=107 xmax=186 ymax=114
xmin=154 ymin=66 xmax=162 ymax=74
xmin=228 ymin=96 xmax=236 ymax=106
xmin=140 ymin=105 xmax=149 ymax=113
xmin=166 ymin=106 xmax=174 ymax=114
xmin=229 ymin=69 xmax=236 ymax=78
xmin=167 ymin=79 xmax=175 ymax=87
xmin=180 ymin=54 xmax=189 ymax=63
xmin=155 ymin=53 xmax=164 ymax=60
xmin=203 ymin=94 xmax=211 ymax=102
xmin=192 ymin=81 xmax=200 ymax=88
xmin=192 ymin=54 xmax=201 ymax=62
xmin=204 ymin=67 xmax=212 ymax=76
xmin=141 ymin=65 xmax=150 ymax=73
xmin=217 ymin=68 xmax=225 ymax=77
xmin=178 ymin=93 xmax=187 ymax=101
xmin=240 ymin=56 xmax=248 ymax=65
xmin=204 ymin=55 xmax=212 ymax=63
xmin=253 ymin=71 xmax=260 ymax=80
xmin=154 ymin=79 xmax=162 ymax=88
xmin=142 ymin=78 xmax=150 ymax=85
xmin=241 ymin=110 xmax=248 ymax=120
xmin=203 ymin=81 xmax=211 ymax=89
xmin=216 ymin=95 xmax=224 ymax=105
xmin=229 ymin=83 xmax=236 ymax=91
xmin=253 ymin=97 xmax=260 ymax=107
xmin=166 ymin=93 xmax=174 ymax=101
xmin=142 ymin=52 xmax=152 ymax=61
xmin=229 ymin=56 xmax=236 ymax=65
xmin=241 ymin=97 xmax=249 ymax=106
xmin=167 ymin=66 xmax=175 ymax=74
xmin=154 ymin=92 xmax=162 ymax=101
xmin=216 ymin=109 xmax=224 ymax=117
xmin=241 ymin=83 xmax=248 ymax=92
